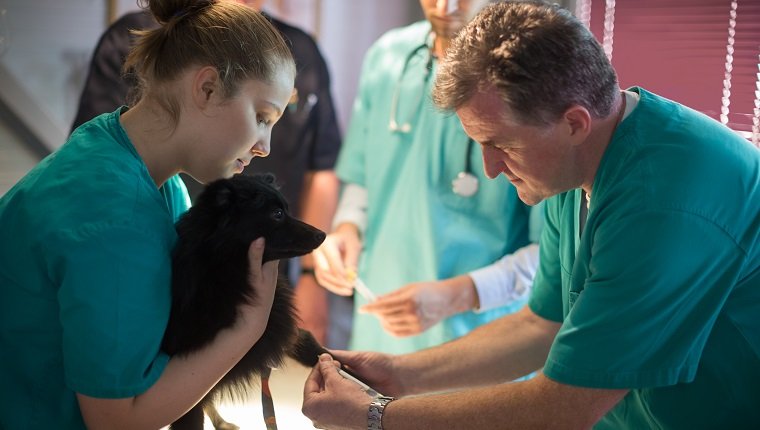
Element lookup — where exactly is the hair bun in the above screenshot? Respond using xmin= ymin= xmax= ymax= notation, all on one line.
xmin=143 ymin=0 xmax=216 ymax=24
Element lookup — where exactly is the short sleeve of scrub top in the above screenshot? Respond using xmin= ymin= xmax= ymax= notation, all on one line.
xmin=49 ymin=167 xmax=187 ymax=399
xmin=51 ymin=218 xmax=174 ymax=398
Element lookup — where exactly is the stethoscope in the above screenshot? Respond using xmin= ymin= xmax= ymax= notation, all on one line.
xmin=452 ymin=138 xmax=478 ymax=197
xmin=388 ymin=34 xmax=434 ymax=134
xmin=388 ymin=33 xmax=479 ymax=198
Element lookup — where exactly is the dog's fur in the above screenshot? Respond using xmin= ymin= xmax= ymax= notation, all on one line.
xmin=163 ymin=173 xmax=326 ymax=430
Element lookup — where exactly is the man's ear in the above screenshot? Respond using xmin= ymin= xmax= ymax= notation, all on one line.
xmin=192 ymin=66 xmax=221 ymax=109
xmin=563 ymin=105 xmax=592 ymax=146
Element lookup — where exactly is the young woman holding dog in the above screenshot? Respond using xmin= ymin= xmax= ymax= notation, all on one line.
xmin=0 ymin=0 xmax=295 ymax=428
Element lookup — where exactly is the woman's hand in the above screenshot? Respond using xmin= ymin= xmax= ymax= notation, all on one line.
xmin=237 ymin=238 xmax=280 ymax=339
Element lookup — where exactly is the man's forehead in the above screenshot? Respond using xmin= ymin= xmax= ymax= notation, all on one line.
xmin=457 ymin=89 xmax=518 ymax=133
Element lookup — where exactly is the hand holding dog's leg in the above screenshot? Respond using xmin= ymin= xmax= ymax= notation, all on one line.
xmin=327 ymin=349 xmax=403 ymax=398
xmin=302 ymin=354 xmax=375 ymax=430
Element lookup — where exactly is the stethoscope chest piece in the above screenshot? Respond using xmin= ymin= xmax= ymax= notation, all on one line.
xmin=452 ymin=171 xmax=479 ymax=197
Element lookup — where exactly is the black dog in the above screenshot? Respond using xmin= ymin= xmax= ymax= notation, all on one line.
xmin=163 ymin=173 xmax=327 ymax=430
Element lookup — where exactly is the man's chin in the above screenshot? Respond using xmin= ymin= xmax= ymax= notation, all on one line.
xmin=516 ymin=189 xmax=545 ymax=206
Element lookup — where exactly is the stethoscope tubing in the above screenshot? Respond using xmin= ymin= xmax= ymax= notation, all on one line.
xmin=388 ymin=32 xmax=435 ymax=134
xmin=388 ymin=31 xmax=479 ymax=197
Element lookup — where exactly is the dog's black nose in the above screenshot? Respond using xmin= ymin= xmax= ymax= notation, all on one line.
xmin=315 ymin=231 xmax=326 ymax=243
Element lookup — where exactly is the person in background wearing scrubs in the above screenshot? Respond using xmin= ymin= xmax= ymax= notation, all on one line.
xmin=302 ymin=1 xmax=760 ymax=429
xmin=314 ymin=0 xmax=541 ymax=352
xmin=0 ymin=1 xmax=294 ymax=428
xmin=70 ymin=0 xmax=342 ymax=348
xmin=313 ymin=0 xmax=542 ymax=355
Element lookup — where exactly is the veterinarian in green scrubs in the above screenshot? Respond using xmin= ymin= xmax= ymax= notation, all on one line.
xmin=0 ymin=1 xmax=294 ymax=428
xmin=528 ymin=88 xmax=760 ymax=429
xmin=301 ymin=2 xmax=760 ymax=429
xmin=0 ymin=110 xmax=188 ymax=424
xmin=313 ymin=0 xmax=543 ymax=355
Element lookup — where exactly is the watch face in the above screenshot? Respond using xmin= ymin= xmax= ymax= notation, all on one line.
xmin=452 ymin=172 xmax=479 ymax=197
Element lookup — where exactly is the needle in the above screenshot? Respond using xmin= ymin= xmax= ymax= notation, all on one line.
xmin=353 ymin=276 xmax=377 ymax=302
xmin=337 ymin=368 xmax=380 ymax=397
xmin=346 ymin=269 xmax=377 ymax=302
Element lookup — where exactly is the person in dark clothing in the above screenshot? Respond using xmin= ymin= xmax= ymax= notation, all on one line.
xmin=72 ymin=3 xmax=344 ymax=346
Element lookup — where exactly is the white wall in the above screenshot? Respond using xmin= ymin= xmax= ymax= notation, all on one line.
xmin=0 ymin=0 xmax=107 ymax=139
xmin=318 ymin=0 xmax=422 ymax=132
xmin=0 ymin=0 xmax=420 ymax=143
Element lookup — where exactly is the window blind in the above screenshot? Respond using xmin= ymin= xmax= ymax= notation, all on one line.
xmin=578 ymin=0 xmax=760 ymax=145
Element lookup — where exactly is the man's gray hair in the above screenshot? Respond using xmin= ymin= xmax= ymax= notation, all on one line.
xmin=433 ymin=0 xmax=618 ymax=126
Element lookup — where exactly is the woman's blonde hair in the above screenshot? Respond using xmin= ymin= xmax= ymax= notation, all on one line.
xmin=125 ymin=0 xmax=295 ymax=125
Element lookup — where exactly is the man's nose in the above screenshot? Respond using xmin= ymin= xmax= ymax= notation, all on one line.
xmin=481 ymin=146 xmax=504 ymax=179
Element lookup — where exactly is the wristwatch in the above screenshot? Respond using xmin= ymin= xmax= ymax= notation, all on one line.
xmin=367 ymin=395 xmax=394 ymax=430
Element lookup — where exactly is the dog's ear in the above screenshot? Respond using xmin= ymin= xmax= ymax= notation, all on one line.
xmin=261 ymin=173 xmax=276 ymax=185
xmin=199 ymin=178 xmax=236 ymax=210
xmin=212 ymin=181 xmax=235 ymax=209
xmin=202 ymin=180 xmax=235 ymax=233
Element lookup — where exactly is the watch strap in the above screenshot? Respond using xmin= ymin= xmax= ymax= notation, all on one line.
xmin=367 ymin=395 xmax=394 ymax=430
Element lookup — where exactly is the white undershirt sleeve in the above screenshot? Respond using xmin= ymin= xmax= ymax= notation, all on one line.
xmin=468 ymin=243 xmax=540 ymax=312
xmin=331 ymin=182 xmax=368 ymax=235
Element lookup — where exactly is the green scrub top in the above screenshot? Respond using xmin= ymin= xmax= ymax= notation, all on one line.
xmin=0 ymin=108 xmax=190 ymax=429
xmin=337 ymin=21 xmax=537 ymax=354
xmin=529 ymin=88 xmax=760 ymax=428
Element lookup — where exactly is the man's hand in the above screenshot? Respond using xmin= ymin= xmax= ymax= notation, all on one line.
xmin=302 ymin=354 xmax=375 ymax=430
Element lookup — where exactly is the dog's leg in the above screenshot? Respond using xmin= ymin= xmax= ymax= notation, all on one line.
xmin=204 ymin=403 xmax=241 ymax=430
xmin=169 ymin=404 xmax=205 ymax=430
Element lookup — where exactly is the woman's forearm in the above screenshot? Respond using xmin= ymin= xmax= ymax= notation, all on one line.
xmin=78 ymin=302 xmax=272 ymax=429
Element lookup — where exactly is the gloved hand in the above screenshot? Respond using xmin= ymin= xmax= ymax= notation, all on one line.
xmin=359 ymin=274 xmax=478 ymax=337
xmin=313 ymin=223 xmax=363 ymax=296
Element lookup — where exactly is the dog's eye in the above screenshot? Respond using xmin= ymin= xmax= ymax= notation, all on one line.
xmin=271 ymin=209 xmax=285 ymax=222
